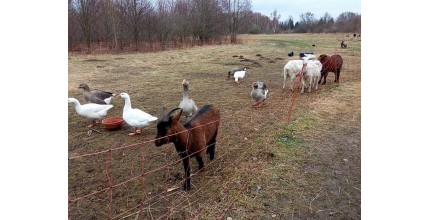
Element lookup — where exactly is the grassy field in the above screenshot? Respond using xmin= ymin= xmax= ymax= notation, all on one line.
xmin=68 ymin=33 xmax=361 ymax=219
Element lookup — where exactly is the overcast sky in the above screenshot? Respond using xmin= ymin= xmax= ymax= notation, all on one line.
xmin=251 ymin=0 xmax=361 ymax=23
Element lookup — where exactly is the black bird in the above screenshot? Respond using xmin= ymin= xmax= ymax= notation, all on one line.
xmin=287 ymin=51 xmax=294 ymax=57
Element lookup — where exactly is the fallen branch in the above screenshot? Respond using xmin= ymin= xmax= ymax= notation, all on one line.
xmin=309 ymin=193 xmax=319 ymax=211
xmin=90 ymin=128 xmax=102 ymax=133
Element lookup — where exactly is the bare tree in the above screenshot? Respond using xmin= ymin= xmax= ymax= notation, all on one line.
xmin=221 ymin=0 xmax=251 ymax=43
xmin=72 ymin=0 xmax=100 ymax=52
xmin=68 ymin=0 xmax=361 ymax=52
xmin=191 ymin=0 xmax=223 ymax=44
xmin=269 ymin=10 xmax=281 ymax=34
xmin=173 ymin=0 xmax=192 ymax=45
xmin=352 ymin=14 xmax=361 ymax=33
xmin=155 ymin=0 xmax=174 ymax=50
xmin=336 ymin=12 xmax=359 ymax=32
xmin=297 ymin=11 xmax=316 ymax=33
xmin=69 ymin=0 xmax=80 ymax=50
xmin=117 ymin=0 xmax=150 ymax=50
xmin=102 ymin=0 xmax=119 ymax=50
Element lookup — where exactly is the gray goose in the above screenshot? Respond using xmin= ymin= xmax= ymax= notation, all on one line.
xmin=78 ymin=83 xmax=115 ymax=105
xmin=179 ymin=79 xmax=198 ymax=116
xmin=250 ymin=81 xmax=269 ymax=107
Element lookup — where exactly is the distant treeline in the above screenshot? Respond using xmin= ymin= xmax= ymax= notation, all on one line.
xmin=68 ymin=0 xmax=361 ymax=53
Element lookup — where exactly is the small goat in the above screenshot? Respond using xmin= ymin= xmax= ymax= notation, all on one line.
xmin=318 ymin=54 xmax=343 ymax=85
xmin=283 ymin=60 xmax=304 ymax=91
xmin=301 ymin=57 xmax=322 ymax=93
xmin=154 ymin=105 xmax=220 ymax=190
xmin=283 ymin=54 xmax=318 ymax=91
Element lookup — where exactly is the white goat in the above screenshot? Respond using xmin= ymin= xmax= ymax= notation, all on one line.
xmin=283 ymin=60 xmax=304 ymax=91
xmin=283 ymin=54 xmax=321 ymax=93
xmin=301 ymin=57 xmax=322 ymax=93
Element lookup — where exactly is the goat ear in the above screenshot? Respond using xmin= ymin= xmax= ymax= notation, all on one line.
xmin=171 ymin=109 xmax=183 ymax=124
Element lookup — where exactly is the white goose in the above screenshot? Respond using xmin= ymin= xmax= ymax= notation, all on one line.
xmin=68 ymin=97 xmax=113 ymax=127
xmin=233 ymin=67 xmax=247 ymax=84
xmin=227 ymin=67 xmax=245 ymax=79
xmin=179 ymin=79 xmax=198 ymax=117
xmin=118 ymin=92 xmax=158 ymax=136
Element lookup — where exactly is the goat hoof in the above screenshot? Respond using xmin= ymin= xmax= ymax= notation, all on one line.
xmin=183 ymin=183 xmax=191 ymax=191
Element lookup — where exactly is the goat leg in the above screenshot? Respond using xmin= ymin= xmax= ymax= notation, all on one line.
xmin=335 ymin=71 xmax=340 ymax=83
xmin=196 ymin=155 xmax=204 ymax=170
xmin=321 ymin=74 xmax=327 ymax=85
xmin=182 ymin=157 xmax=191 ymax=191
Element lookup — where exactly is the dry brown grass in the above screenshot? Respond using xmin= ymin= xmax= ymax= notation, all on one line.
xmin=68 ymin=33 xmax=361 ymax=219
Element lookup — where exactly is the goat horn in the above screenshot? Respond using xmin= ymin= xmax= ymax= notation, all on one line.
xmin=167 ymin=107 xmax=182 ymax=117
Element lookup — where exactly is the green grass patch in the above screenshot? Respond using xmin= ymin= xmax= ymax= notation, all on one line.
xmin=277 ymin=115 xmax=319 ymax=149
xmin=277 ymin=123 xmax=305 ymax=148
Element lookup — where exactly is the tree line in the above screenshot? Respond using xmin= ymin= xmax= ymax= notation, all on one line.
xmin=68 ymin=0 xmax=361 ymax=53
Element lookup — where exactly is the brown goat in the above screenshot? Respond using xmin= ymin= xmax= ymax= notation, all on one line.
xmin=318 ymin=54 xmax=343 ymax=85
xmin=154 ymin=105 xmax=220 ymax=190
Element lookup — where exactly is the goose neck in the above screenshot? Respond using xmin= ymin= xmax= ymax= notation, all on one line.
xmin=123 ymin=97 xmax=132 ymax=110
xmin=182 ymin=87 xmax=189 ymax=98
xmin=72 ymin=100 xmax=81 ymax=112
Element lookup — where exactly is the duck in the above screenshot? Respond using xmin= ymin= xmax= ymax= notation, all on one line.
xmin=68 ymin=97 xmax=113 ymax=128
xmin=78 ymin=83 xmax=115 ymax=105
xmin=227 ymin=67 xmax=245 ymax=79
xmin=118 ymin=92 xmax=158 ymax=136
xmin=179 ymin=79 xmax=198 ymax=117
xmin=250 ymin=81 xmax=269 ymax=107
xmin=233 ymin=67 xmax=247 ymax=84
